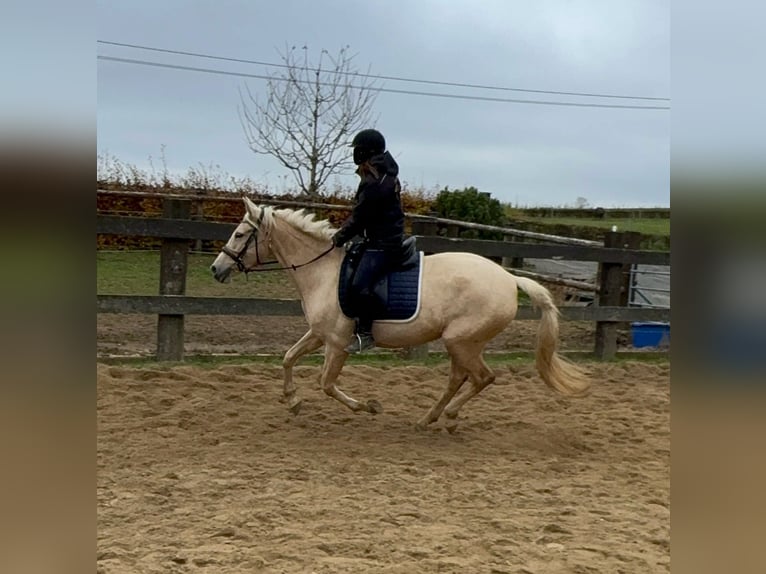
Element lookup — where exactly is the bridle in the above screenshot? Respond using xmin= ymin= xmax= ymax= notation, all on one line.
xmin=220 ymin=212 xmax=270 ymax=273
xmin=220 ymin=208 xmax=334 ymax=276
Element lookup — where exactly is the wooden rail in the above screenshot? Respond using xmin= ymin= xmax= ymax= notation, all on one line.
xmin=97 ymin=295 xmax=670 ymax=322
xmin=95 ymin=215 xmax=670 ymax=265
xmin=96 ymin=196 xmax=670 ymax=361
xmin=409 ymin=214 xmax=603 ymax=246
xmin=505 ymin=268 xmax=597 ymax=292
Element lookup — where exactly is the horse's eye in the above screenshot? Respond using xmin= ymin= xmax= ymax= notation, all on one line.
xmin=234 ymin=233 xmax=244 ymax=239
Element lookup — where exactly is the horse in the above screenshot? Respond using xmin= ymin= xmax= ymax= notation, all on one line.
xmin=211 ymin=197 xmax=590 ymax=432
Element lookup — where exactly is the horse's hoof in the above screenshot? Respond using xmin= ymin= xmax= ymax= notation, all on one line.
xmin=288 ymin=398 xmax=303 ymax=416
xmin=366 ymin=399 xmax=383 ymax=414
xmin=414 ymin=420 xmax=429 ymax=431
xmin=444 ymin=413 xmax=459 ymax=434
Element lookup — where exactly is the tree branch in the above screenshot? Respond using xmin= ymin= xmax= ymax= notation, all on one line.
xmin=238 ymin=45 xmax=381 ymax=196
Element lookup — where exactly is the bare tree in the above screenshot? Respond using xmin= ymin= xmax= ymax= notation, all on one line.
xmin=239 ymin=45 xmax=380 ymax=197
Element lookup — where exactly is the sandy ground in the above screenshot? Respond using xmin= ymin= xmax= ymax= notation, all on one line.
xmin=97 ymin=360 xmax=669 ymax=573
xmin=96 ymin=315 xmax=633 ymax=357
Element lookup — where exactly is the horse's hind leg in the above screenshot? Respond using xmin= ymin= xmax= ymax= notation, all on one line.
xmin=415 ymin=357 xmax=469 ymax=430
xmin=443 ymin=353 xmax=496 ymax=433
xmin=283 ymin=330 xmax=323 ymax=415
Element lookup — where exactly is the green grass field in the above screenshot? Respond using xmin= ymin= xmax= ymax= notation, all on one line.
xmin=96 ymin=250 xmax=533 ymax=303
xmin=519 ymin=216 xmax=670 ymax=236
xmin=97 ymin=250 xmax=299 ymax=298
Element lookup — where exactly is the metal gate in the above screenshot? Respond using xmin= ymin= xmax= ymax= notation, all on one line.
xmin=628 ymin=265 xmax=671 ymax=309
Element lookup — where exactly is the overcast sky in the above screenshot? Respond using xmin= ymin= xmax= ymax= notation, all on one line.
xmin=97 ymin=0 xmax=670 ymax=207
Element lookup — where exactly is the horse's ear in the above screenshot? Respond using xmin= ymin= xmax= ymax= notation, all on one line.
xmin=242 ymin=196 xmax=259 ymax=219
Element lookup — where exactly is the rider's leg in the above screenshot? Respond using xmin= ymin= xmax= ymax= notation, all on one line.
xmin=345 ymin=250 xmax=388 ymax=353
xmin=346 ymin=312 xmax=376 ymax=354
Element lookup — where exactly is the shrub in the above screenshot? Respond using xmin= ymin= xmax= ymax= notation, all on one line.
xmin=434 ymin=186 xmax=506 ymax=239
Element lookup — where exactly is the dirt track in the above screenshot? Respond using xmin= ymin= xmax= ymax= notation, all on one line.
xmin=97 ymin=360 xmax=669 ymax=573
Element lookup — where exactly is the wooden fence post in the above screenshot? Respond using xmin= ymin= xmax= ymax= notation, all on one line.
xmin=594 ymin=231 xmax=624 ymax=359
xmin=502 ymin=235 xmax=525 ymax=269
xmin=191 ymin=190 xmax=205 ymax=252
xmin=401 ymin=344 xmax=429 ymax=360
xmin=411 ymin=219 xmax=439 ymax=252
xmin=619 ymin=231 xmax=642 ymax=307
xmin=157 ymin=198 xmax=190 ymax=361
xmin=445 ymin=223 xmax=460 ymax=238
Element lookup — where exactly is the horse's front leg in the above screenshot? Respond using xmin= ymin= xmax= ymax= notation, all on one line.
xmin=283 ymin=330 xmax=323 ymax=415
xmin=320 ymin=346 xmax=382 ymax=414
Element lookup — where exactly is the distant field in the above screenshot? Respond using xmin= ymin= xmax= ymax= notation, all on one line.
xmin=96 ymin=251 xmax=529 ymax=304
xmin=96 ymin=250 xmax=533 ymax=302
xmin=97 ymin=250 xmax=299 ymax=298
xmin=521 ymin=216 xmax=670 ymax=236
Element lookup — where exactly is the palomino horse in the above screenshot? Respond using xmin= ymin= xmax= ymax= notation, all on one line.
xmin=211 ymin=198 xmax=590 ymax=431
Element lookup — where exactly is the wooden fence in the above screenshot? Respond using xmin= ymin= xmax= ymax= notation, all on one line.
xmin=97 ymin=195 xmax=670 ymax=361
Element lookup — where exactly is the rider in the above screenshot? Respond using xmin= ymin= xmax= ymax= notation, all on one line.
xmin=331 ymin=128 xmax=406 ymax=353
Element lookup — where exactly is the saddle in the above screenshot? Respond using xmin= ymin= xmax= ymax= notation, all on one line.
xmin=338 ymin=236 xmax=423 ymax=322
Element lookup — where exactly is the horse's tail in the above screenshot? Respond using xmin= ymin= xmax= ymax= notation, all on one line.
xmin=514 ymin=276 xmax=591 ymax=396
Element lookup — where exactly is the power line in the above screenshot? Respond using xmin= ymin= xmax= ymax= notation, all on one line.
xmin=97 ymin=55 xmax=671 ymax=110
xmin=98 ymin=39 xmax=670 ymax=102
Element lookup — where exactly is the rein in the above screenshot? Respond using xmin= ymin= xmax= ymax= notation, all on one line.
xmin=241 ymin=243 xmax=335 ymax=275
xmin=220 ymin=210 xmax=335 ymax=276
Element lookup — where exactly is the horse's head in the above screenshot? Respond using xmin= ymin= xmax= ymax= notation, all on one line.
xmin=210 ymin=197 xmax=275 ymax=283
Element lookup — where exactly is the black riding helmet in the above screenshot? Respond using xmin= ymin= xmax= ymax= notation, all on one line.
xmin=350 ymin=128 xmax=386 ymax=165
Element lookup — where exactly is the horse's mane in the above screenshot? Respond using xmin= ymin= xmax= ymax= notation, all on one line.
xmin=271 ymin=207 xmax=337 ymax=241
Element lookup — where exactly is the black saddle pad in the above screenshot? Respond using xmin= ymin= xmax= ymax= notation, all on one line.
xmin=338 ymin=238 xmax=422 ymax=322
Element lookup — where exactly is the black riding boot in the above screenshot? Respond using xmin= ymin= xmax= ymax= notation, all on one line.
xmin=345 ymin=316 xmax=376 ymax=354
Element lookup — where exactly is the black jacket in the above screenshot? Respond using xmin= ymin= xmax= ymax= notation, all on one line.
xmin=333 ymin=151 xmax=405 ymax=250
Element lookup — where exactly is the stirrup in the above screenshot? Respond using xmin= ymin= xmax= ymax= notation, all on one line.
xmin=345 ymin=333 xmax=376 ymax=354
